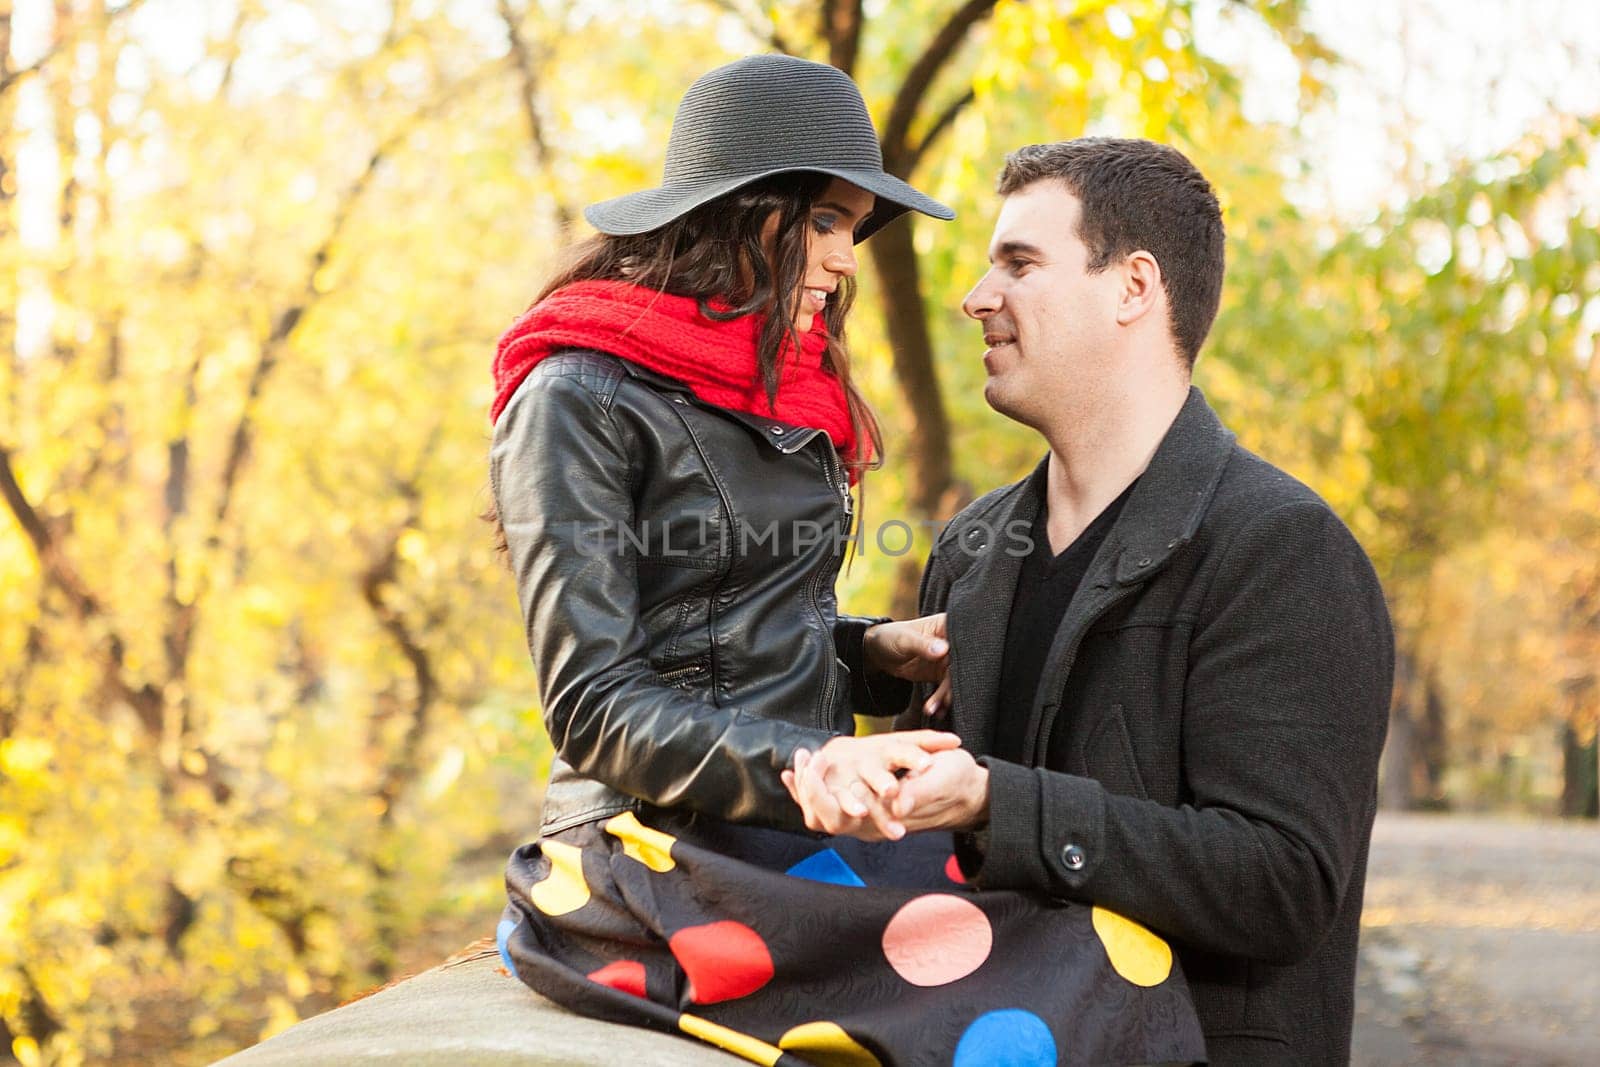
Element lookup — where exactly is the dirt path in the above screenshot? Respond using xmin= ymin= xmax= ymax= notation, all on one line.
xmin=1353 ymin=812 xmax=1600 ymax=1065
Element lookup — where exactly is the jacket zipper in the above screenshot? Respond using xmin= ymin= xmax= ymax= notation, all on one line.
xmin=657 ymin=659 xmax=711 ymax=687
xmin=809 ymin=441 xmax=851 ymax=730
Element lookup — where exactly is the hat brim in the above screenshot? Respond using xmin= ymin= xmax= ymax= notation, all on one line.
xmin=583 ymin=166 xmax=954 ymax=244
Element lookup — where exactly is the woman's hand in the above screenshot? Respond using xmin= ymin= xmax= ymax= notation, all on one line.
xmin=863 ymin=613 xmax=949 ymax=683
xmin=779 ymin=731 xmax=961 ymax=840
xmin=863 ymin=613 xmax=955 ymax=719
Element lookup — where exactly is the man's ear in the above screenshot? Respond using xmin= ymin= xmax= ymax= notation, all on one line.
xmin=1115 ymin=250 xmax=1162 ymax=326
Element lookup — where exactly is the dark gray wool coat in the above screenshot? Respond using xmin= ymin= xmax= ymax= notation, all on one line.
xmin=906 ymin=387 xmax=1394 ymax=1065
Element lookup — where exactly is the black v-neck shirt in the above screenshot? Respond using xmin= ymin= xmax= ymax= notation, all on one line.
xmin=992 ymin=479 xmax=1138 ymax=763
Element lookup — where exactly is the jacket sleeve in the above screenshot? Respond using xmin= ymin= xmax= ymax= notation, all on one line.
xmin=491 ymin=369 xmax=834 ymax=830
xmin=966 ymin=500 xmax=1394 ymax=964
xmin=833 ymin=615 xmax=915 ymax=718
xmin=892 ymin=551 xmax=957 ymax=730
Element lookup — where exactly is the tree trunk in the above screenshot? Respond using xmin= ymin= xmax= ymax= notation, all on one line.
xmin=866 ymin=216 xmax=958 ymax=615
xmin=820 ymin=0 xmax=863 ymax=74
xmin=1417 ymin=665 xmax=1449 ymax=810
xmin=1379 ymin=608 xmax=1453 ymax=811
xmin=847 ymin=0 xmax=1000 ymax=615
xmin=1379 ymin=651 xmax=1414 ymax=810
xmin=1560 ymin=721 xmax=1598 ymax=819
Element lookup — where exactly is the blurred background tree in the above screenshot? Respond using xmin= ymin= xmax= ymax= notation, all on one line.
xmin=0 ymin=0 xmax=1596 ymax=1062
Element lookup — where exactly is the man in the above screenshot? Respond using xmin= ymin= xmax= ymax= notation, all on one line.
xmin=787 ymin=138 xmax=1394 ymax=1064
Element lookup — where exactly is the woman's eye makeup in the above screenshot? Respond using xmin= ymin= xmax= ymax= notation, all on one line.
xmin=811 ymin=212 xmax=838 ymax=234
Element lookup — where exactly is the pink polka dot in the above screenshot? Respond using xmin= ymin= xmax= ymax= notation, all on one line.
xmin=882 ymin=894 xmax=992 ymax=986
xmin=944 ymin=854 xmax=966 ymax=884
xmin=669 ymin=921 xmax=775 ymax=1004
xmin=587 ymin=959 xmax=647 ymax=998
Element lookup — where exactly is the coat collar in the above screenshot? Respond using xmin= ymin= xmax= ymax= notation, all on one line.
xmin=941 ymin=386 xmax=1235 ymax=753
xmin=1102 ymin=385 xmax=1237 ymax=585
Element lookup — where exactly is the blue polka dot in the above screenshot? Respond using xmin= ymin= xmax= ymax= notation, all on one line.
xmin=496 ymin=918 xmax=520 ymax=976
xmin=785 ymin=848 xmax=866 ymax=887
xmin=953 ymin=1009 xmax=1056 ymax=1067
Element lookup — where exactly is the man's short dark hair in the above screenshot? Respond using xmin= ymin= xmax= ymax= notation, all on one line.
xmin=998 ymin=138 xmax=1225 ymax=368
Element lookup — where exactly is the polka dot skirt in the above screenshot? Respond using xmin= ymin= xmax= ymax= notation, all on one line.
xmin=500 ymin=810 xmax=1205 ymax=1065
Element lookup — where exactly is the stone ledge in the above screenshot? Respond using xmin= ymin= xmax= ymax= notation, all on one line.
xmin=214 ymin=952 xmax=749 ymax=1066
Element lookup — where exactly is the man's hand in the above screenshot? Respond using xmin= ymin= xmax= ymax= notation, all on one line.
xmin=779 ymin=731 xmax=960 ymax=840
xmin=890 ymin=748 xmax=990 ymax=833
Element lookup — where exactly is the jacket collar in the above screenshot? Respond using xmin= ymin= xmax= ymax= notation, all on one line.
xmin=620 ymin=360 xmax=823 ymax=455
xmin=941 ymin=386 xmax=1235 ymax=752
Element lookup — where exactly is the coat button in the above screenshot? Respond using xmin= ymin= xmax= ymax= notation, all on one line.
xmin=769 ymin=426 xmax=785 ymax=435
xmin=1061 ymin=844 xmax=1086 ymax=871
xmin=1137 ymin=557 xmax=1152 ymax=567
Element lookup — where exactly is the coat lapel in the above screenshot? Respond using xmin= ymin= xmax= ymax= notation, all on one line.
xmin=942 ymin=459 xmax=1047 ymax=754
xmin=1024 ymin=387 xmax=1238 ymax=762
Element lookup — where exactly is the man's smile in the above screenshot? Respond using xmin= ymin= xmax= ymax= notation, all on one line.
xmin=982 ymin=326 xmax=1017 ymax=369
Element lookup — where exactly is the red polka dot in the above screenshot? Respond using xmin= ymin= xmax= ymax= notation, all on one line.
xmin=587 ymin=959 xmax=647 ymax=998
xmin=669 ymin=921 xmax=775 ymax=1004
xmin=944 ymin=854 xmax=966 ymax=884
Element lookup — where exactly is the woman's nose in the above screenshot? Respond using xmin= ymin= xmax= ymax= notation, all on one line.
xmin=823 ymin=245 xmax=858 ymax=277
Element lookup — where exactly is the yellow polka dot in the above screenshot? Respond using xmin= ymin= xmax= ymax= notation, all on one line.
xmin=605 ymin=811 xmax=677 ymax=872
xmin=852 ymin=714 xmax=894 ymax=736
xmin=678 ymin=1013 xmax=783 ymax=1066
xmin=530 ymin=840 xmax=590 ymax=916
xmin=779 ymin=1021 xmax=883 ymax=1066
xmin=1092 ymin=906 xmax=1173 ymax=987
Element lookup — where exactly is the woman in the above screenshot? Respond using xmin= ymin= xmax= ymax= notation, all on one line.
xmin=489 ymin=54 xmax=1204 ymax=1065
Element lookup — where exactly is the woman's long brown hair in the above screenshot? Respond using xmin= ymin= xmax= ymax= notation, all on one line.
xmin=487 ymin=172 xmax=884 ymax=557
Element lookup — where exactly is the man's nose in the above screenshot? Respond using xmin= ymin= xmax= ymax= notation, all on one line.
xmin=823 ymin=245 xmax=858 ymax=277
xmin=963 ymin=273 xmax=1000 ymax=320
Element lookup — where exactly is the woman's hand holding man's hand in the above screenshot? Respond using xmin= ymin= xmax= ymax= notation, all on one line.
xmin=780 ymin=731 xmax=989 ymax=841
xmin=780 ymin=731 xmax=959 ymax=840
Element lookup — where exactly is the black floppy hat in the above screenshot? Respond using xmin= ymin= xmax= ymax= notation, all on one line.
xmin=583 ymin=54 xmax=955 ymax=243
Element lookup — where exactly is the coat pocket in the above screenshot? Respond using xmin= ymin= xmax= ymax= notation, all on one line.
xmin=1082 ymin=703 xmax=1149 ymax=800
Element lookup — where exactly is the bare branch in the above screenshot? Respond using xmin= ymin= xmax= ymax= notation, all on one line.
xmin=207 ymin=60 xmax=505 ymax=544
xmin=1 ymin=443 xmax=164 ymax=738
xmin=0 ymin=0 xmax=149 ymax=100
xmin=0 ymin=445 xmax=97 ymax=621
xmin=903 ymin=86 xmax=975 ymax=173
xmin=496 ymin=0 xmax=576 ymax=235
xmin=880 ymin=0 xmax=1000 ymax=174
xmin=702 ymin=0 xmax=794 ymax=55
xmin=360 ymin=481 xmax=437 ymax=823
xmin=160 ymin=350 xmax=204 ymax=741
xmin=216 ymin=3 xmax=250 ymax=100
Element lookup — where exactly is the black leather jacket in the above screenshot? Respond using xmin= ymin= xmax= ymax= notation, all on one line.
xmin=490 ymin=350 xmax=908 ymax=834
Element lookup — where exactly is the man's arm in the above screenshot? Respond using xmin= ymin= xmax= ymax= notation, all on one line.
xmin=964 ymin=500 xmax=1393 ymax=964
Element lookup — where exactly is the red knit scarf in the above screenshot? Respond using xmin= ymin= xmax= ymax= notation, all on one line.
xmin=490 ymin=281 xmax=865 ymax=472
